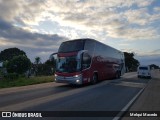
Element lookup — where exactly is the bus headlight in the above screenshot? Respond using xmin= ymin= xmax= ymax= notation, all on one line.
xmin=74 ymin=75 xmax=79 ymax=77
xmin=76 ymin=80 xmax=80 ymax=83
xmin=74 ymin=74 xmax=82 ymax=78
xmin=54 ymin=74 xmax=57 ymax=81
xmin=74 ymin=74 xmax=82 ymax=84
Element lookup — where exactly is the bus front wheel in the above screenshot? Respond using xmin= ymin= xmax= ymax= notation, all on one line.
xmin=91 ymin=73 xmax=98 ymax=85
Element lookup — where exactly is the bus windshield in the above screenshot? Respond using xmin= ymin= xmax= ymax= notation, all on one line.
xmin=56 ymin=56 xmax=81 ymax=73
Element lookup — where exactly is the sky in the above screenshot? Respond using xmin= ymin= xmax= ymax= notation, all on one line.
xmin=0 ymin=0 xmax=160 ymax=66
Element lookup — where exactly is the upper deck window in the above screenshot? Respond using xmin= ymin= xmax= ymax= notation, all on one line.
xmin=58 ymin=40 xmax=84 ymax=53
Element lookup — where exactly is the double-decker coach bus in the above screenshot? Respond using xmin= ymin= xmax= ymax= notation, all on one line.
xmin=50 ymin=38 xmax=125 ymax=85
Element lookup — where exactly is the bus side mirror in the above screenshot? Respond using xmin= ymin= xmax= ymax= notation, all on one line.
xmin=49 ymin=53 xmax=57 ymax=61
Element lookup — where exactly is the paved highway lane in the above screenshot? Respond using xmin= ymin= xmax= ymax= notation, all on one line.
xmin=0 ymin=72 xmax=150 ymax=120
xmin=0 ymin=84 xmax=75 ymax=108
xmin=23 ymin=80 xmax=145 ymax=111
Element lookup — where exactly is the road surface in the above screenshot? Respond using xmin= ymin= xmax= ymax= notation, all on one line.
xmin=0 ymin=72 xmax=150 ymax=120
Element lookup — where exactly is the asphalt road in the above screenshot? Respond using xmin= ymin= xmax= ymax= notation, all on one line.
xmin=0 ymin=72 xmax=150 ymax=120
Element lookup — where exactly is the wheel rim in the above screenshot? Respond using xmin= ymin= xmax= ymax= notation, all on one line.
xmin=92 ymin=74 xmax=97 ymax=84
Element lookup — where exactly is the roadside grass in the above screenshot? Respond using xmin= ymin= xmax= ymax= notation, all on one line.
xmin=0 ymin=76 xmax=54 ymax=88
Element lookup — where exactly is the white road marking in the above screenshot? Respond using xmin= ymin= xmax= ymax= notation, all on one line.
xmin=112 ymin=84 xmax=146 ymax=120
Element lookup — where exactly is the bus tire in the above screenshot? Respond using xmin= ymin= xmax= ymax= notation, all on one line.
xmin=91 ymin=73 xmax=98 ymax=85
xmin=115 ymin=71 xmax=120 ymax=79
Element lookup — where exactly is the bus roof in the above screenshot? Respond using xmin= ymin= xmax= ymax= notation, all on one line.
xmin=63 ymin=38 xmax=122 ymax=53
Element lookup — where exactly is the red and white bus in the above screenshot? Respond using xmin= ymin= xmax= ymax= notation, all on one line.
xmin=50 ymin=38 xmax=125 ymax=85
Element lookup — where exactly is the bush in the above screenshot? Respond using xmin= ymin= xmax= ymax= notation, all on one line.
xmin=6 ymin=55 xmax=31 ymax=74
xmin=4 ymin=73 xmax=19 ymax=80
xmin=0 ymin=75 xmax=54 ymax=88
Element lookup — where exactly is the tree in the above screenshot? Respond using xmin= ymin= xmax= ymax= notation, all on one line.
xmin=124 ymin=52 xmax=140 ymax=72
xmin=150 ymin=64 xmax=160 ymax=69
xmin=45 ymin=59 xmax=56 ymax=68
xmin=35 ymin=57 xmax=41 ymax=65
xmin=7 ymin=55 xmax=31 ymax=74
xmin=34 ymin=57 xmax=41 ymax=76
xmin=45 ymin=59 xmax=56 ymax=75
xmin=0 ymin=48 xmax=26 ymax=62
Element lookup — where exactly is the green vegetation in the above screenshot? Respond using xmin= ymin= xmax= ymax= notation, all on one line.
xmin=0 ymin=76 xmax=54 ymax=89
xmin=124 ymin=52 xmax=139 ymax=72
xmin=0 ymin=47 xmax=55 ymax=89
xmin=0 ymin=48 xmax=31 ymax=74
xmin=0 ymin=48 xmax=27 ymax=62
xmin=6 ymin=55 xmax=31 ymax=74
xmin=150 ymin=64 xmax=160 ymax=69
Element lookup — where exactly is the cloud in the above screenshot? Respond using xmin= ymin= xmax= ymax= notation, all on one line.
xmin=1 ymin=0 xmax=159 ymax=40
xmin=152 ymin=49 xmax=160 ymax=53
xmin=124 ymin=8 xmax=150 ymax=26
xmin=0 ymin=19 xmax=68 ymax=62
xmin=0 ymin=19 xmax=12 ymax=29
xmin=133 ymin=48 xmax=160 ymax=66
xmin=154 ymin=7 xmax=160 ymax=12
xmin=0 ymin=0 xmax=47 ymax=25
xmin=0 ymin=19 xmax=67 ymax=45
xmin=0 ymin=0 xmax=160 ymax=63
xmin=136 ymin=55 xmax=160 ymax=66
xmin=44 ymin=0 xmax=159 ymax=40
xmin=136 ymin=0 xmax=154 ymax=7
xmin=107 ymin=26 xmax=159 ymax=40
xmin=0 ymin=0 xmax=21 ymax=21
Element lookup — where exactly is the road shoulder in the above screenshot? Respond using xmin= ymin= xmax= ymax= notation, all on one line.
xmin=122 ymin=70 xmax=160 ymax=120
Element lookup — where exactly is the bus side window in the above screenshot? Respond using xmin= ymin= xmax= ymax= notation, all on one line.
xmin=82 ymin=53 xmax=91 ymax=70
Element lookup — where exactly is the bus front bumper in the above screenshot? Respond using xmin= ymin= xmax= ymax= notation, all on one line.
xmin=55 ymin=74 xmax=82 ymax=85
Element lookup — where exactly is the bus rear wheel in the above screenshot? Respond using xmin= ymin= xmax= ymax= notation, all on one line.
xmin=91 ymin=73 xmax=98 ymax=85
